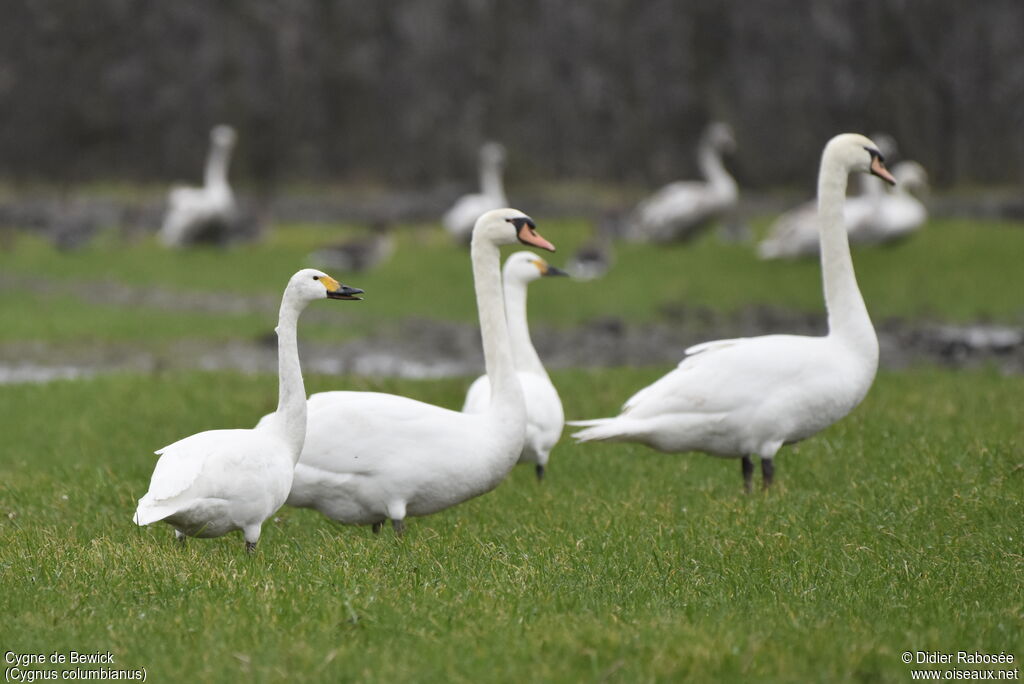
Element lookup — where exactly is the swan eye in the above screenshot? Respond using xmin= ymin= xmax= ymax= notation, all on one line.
xmin=313 ymin=275 xmax=320 ymax=280
xmin=505 ymin=217 xmax=537 ymax=231
xmin=864 ymin=146 xmax=885 ymax=163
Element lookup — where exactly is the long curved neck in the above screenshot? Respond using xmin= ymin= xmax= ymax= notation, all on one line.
xmin=817 ymin=157 xmax=877 ymax=352
xmin=697 ymin=140 xmax=736 ymax=197
xmin=480 ymin=157 xmax=505 ymax=200
xmin=271 ymin=295 xmax=307 ymax=462
xmin=204 ymin=142 xmax=232 ymax=189
xmin=503 ymin=275 xmax=547 ymax=376
xmin=471 ymin=237 xmax=524 ymax=417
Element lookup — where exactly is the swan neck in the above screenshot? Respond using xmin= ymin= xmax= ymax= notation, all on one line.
xmin=480 ymin=157 xmax=505 ymax=201
xmin=698 ymin=139 xmax=735 ymax=196
xmin=503 ymin=276 xmax=546 ymax=376
xmin=272 ymin=296 xmax=307 ymax=462
xmin=471 ymin=237 xmax=524 ymax=417
xmin=817 ymin=157 xmax=876 ymax=352
xmin=205 ymin=141 xmax=232 ymax=188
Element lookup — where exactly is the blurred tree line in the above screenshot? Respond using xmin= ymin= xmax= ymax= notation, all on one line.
xmin=0 ymin=0 xmax=1021 ymax=190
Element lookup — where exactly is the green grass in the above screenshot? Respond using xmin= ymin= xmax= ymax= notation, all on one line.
xmin=1 ymin=367 xmax=1021 ymax=682
xmin=2 ymin=216 xmax=1023 ymax=350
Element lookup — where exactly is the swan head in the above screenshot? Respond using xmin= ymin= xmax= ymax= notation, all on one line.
xmin=825 ymin=133 xmax=896 ymax=185
xmin=893 ymin=161 xmax=929 ymax=193
xmin=287 ymin=268 xmax=364 ymax=303
xmin=211 ymin=125 xmax=237 ymax=148
xmin=480 ymin=142 xmax=506 ymax=167
xmin=704 ymin=122 xmax=736 ymax=153
xmin=472 ymin=208 xmax=556 ymax=252
xmin=503 ymin=251 xmax=569 ymax=284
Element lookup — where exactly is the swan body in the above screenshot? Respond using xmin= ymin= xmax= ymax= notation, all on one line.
xmin=626 ymin=123 xmax=738 ymax=243
xmin=279 ymin=209 xmax=556 ymax=532
xmin=159 ymin=125 xmax=238 ymax=248
xmin=134 ymin=269 xmax=363 ymax=550
xmin=463 ymin=251 xmax=568 ymax=480
xmin=443 ymin=143 xmax=508 ymax=244
xmin=759 ymin=161 xmax=927 ymax=260
xmin=573 ymin=133 xmax=894 ymax=491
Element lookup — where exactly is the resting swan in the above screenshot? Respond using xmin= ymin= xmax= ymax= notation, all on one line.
xmin=572 ymin=134 xmax=895 ymax=491
xmin=134 ymin=269 xmax=363 ymax=550
xmin=442 ymin=142 xmax=508 ymax=244
xmin=758 ymin=159 xmax=927 ymax=259
xmin=626 ymin=122 xmax=738 ymax=243
xmin=159 ymin=125 xmax=238 ymax=248
xmin=462 ymin=251 xmax=568 ymax=480
xmin=278 ymin=208 xmax=556 ymax=533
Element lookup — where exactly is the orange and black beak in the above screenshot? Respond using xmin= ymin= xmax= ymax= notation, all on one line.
xmin=868 ymin=151 xmax=896 ymax=186
xmin=510 ymin=216 xmax=556 ymax=252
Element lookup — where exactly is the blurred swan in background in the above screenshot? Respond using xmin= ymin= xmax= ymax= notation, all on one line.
xmin=276 ymin=209 xmax=556 ymax=534
xmin=759 ymin=158 xmax=928 ymax=259
xmin=463 ymin=251 xmax=568 ymax=480
xmin=159 ymin=125 xmax=238 ymax=248
xmin=566 ymin=209 xmax=623 ymax=281
xmin=133 ymin=269 xmax=363 ymax=551
xmin=443 ymin=142 xmax=508 ymax=244
xmin=626 ymin=122 xmax=738 ymax=243
xmin=573 ymin=133 xmax=893 ymax=492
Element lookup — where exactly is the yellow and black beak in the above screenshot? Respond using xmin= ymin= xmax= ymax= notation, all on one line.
xmin=321 ymin=275 xmax=364 ymax=300
xmin=543 ymin=264 xmax=569 ymax=277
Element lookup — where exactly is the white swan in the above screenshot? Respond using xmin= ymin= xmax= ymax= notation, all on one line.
xmin=159 ymin=125 xmax=238 ymax=248
xmin=462 ymin=251 xmax=568 ymax=480
xmin=626 ymin=122 xmax=738 ymax=243
xmin=848 ymin=161 xmax=928 ymax=245
xmin=759 ymin=159 xmax=927 ymax=259
xmin=134 ymin=269 xmax=363 ymax=550
xmin=279 ymin=208 xmax=556 ymax=533
xmin=442 ymin=142 xmax=508 ymax=244
xmin=572 ymin=133 xmax=895 ymax=491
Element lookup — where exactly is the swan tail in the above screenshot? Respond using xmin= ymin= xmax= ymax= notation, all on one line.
xmin=133 ymin=500 xmax=179 ymax=527
xmin=566 ymin=418 xmax=608 ymax=427
xmin=571 ymin=418 xmax=632 ymax=444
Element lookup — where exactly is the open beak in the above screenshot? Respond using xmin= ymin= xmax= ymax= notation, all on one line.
xmin=517 ymin=224 xmax=556 ymax=252
xmin=543 ymin=265 xmax=569 ymax=277
xmin=870 ymin=156 xmax=897 ymax=186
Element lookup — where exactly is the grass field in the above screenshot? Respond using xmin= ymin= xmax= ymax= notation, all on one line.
xmin=1 ymin=214 xmax=1022 ymax=681
xmin=0 ymin=367 xmax=1021 ymax=682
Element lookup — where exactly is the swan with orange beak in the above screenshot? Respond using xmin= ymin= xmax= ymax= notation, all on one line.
xmin=267 ymin=209 xmax=557 ymax=533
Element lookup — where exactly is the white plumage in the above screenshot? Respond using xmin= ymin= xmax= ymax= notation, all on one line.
xmin=159 ymin=125 xmax=238 ymax=248
xmin=442 ymin=142 xmax=508 ymax=244
xmin=573 ymin=133 xmax=894 ymax=491
xmin=626 ymin=122 xmax=738 ymax=243
xmin=277 ymin=209 xmax=557 ymax=534
xmin=759 ymin=160 xmax=927 ymax=259
xmin=134 ymin=269 xmax=363 ymax=550
xmin=463 ymin=251 xmax=568 ymax=480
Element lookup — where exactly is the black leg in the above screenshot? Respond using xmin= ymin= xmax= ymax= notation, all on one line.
xmin=372 ymin=521 xmax=383 ymax=535
xmin=742 ymin=456 xmax=754 ymax=494
xmin=391 ymin=519 xmax=405 ymax=536
xmin=535 ymin=464 xmax=545 ymax=481
xmin=245 ymin=541 xmax=257 ymax=554
xmin=761 ymin=458 xmax=775 ymax=490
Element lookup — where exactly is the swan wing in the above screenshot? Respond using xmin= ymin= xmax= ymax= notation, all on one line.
xmin=462 ymin=374 xmax=489 ymax=413
xmin=143 ymin=429 xmax=250 ymax=501
xmin=620 ymin=335 xmax=826 ymax=419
